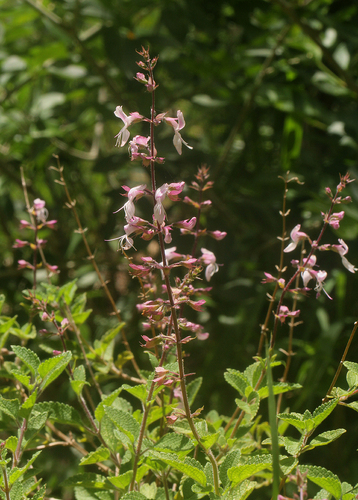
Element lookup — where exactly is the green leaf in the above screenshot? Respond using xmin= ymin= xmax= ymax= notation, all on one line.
xmin=5 ymin=435 xmax=18 ymax=453
xmin=104 ymin=406 xmax=140 ymax=444
xmin=19 ymin=389 xmax=38 ymax=418
xmin=74 ymin=487 xmax=113 ymax=500
xmin=219 ymin=450 xmax=241 ymax=489
xmin=38 ymin=351 xmax=72 ymax=392
xmin=151 ymin=451 xmax=206 ymax=487
xmin=228 ymin=454 xmax=273 ymax=484
xmin=95 ymin=388 xmax=122 ymax=422
xmin=0 ymin=394 xmax=20 ymax=420
xmin=304 ymin=429 xmax=346 ymax=451
xmin=344 ymin=361 xmax=358 ymax=375
xmin=11 ymin=345 xmax=40 ymax=375
xmin=300 ymin=465 xmax=342 ymax=499
xmin=278 ymin=412 xmax=307 ymax=431
xmin=9 ymin=451 xmax=41 ymax=485
xmin=79 ymin=447 xmax=110 ymax=466
xmin=187 ymin=377 xmax=202 ymax=407
xmin=72 ymin=310 xmax=92 ymax=325
xmin=63 ymin=473 xmax=112 ymax=489
xmin=71 ymin=365 xmax=90 ymax=395
xmin=107 ymin=471 xmax=133 ymax=489
xmin=32 ymin=401 xmax=83 ymax=426
xmin=121 ymin=493 xmax=147 ymax=500
xmin=224 ymin=369 xmax=249 ymax=396
xmin=258 ymin=382 xmax=301 ymax=399
xmin=122 ymin=384 xmax=147 ymax=403
xmin=154 ymin=433 xmax=194 ymax=458
xmin=10 ymin=369 xmax=32 ymax=390
xmin=312 ymin=399 xmax=338 ymax=427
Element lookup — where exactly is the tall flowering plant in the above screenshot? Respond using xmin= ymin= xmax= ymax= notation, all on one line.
xmin=3 ymin=48 xmax=358 ymax=500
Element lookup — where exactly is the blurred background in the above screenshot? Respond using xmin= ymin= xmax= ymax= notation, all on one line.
xmin=1 ymin=0 xmax=358 ymax=493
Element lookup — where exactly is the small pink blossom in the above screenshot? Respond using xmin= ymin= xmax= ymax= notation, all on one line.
xmin=164 ymin=110 xmax=193 ymax=155
xmin=322 ymin=210 xmax=345 ymax=229
xmin=33 ymin=198 xmax=48 ymax=223
xmin=114 ymin=184 xmax=146 ymax=223
xmin=13 ymin=239 xmax=28 ymax=248
xmin=114 ymin=106 xmax=143 ymax=147
xmin=276 ymin=305 xmax=300 ymax=324
xmin=174 ymin=217 xmax=197 ymax=230
xmin=200 ymin=248 xmax=219 ymax=281
xmin=18 ymin=259 xmax=34 ymax=270
xmin=284 ymin=224 xmax=310 ymax=253
xmin=209 ymin=230 xmax=227 ymax=241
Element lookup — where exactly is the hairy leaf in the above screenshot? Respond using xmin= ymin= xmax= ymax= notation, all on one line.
xmin=300 ymin=465 xmax=342 ymax=499
xmin=38 ymin=351 xmax=72 ymax=392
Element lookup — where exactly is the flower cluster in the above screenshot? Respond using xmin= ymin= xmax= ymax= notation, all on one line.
xmin=263 ymin=173 xmax=356 ymax=325
xmin=14 ymin=198 xmax=59 ymax=277
xmin=110 ymin=50 xmax=228 ymax=355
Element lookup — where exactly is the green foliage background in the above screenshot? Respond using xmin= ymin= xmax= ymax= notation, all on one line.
xmin=1 ymin=0 xmax=358 ymax=493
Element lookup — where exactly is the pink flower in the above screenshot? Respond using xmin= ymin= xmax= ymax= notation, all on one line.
xmin=154 ymin=184 xmax=168 ymax=224
xmin=174 ymin=217 xmax=197 ymax=230
xmin=209 ymin=230 xmax=227 ymax=241
xmin=164 ymin=111 xmax=193 ymax=155
xmin=331 ymin=239 xmax=357 ymax=273
xmin=18 ymin=259 xmax=34 ymax=270
xmin=284 ymin=224 xmax=310 ymax=253
xmin=322 ymin=210 xmax=345 ymax=229
xmin=114 ymin=184 xmax=146 ymax=223
xmin=262 ymin=272 xmax=285 ymax=288
xmin=276 ymin=305 xmax=300 ymax=324
xmin=13 ymin=239 xmax=28 ymax=248
xmin=200 ymin=248 xmax=219 ymax=281
xmin=114 ymin=106 xmax=143 ymax=147
xmin=33 ymin=198 xmax=49 ymax=223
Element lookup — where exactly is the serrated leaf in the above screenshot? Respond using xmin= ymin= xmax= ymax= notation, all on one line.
xmin=71 ymin=379 xmax=90 ymax=396
xmin=151 ymin=451 xmax=206 ymax=486
xmin=9 ymin=451 xmax=41 ymax=485
xmin=344 ymin=361 xmax=358 ymax=375
xmin=224 ymin=369 xmax=249 ymax=396
xmin=312 ymin=399 xmax=338 ymax=427
xmin=19 ymin=389 xmax=38 ymax=418
xmin=121 ymin=493 xmax=147 ymax=500
xmin=0 ymin=394 xmax=20 ymax=420
xmin=281 ymin=435 xmax=304 ymax=456
xmin=228 ymin=455 xmax=273 ymax=484
xmin=305 ymin=429 xmax=346 ymax=451
xmin=154 ymin=433 xmax=194 ymax=457
xmin=95 ymin=388 xmax=122 ymax=422
xmin=10 ymin=369 xmax=32 ymax=390
xmin=300 ymin=465 xmax=342 ymax=499
xmin=27 ymin=410 xmax=48 ymax=431
xmin=200 ymin=432 xmax=220 ymax=449
xmin=38 ymin=351 xmax=72 ymax=392
xmin=11 ymin=345 xmax=40 ymax=375
xmin=32 ymin=401 xmax=83 ymax=426
xmin=219 ymin=450 xmax=241 ymax=489
xmin=122 ymin=384 xmax=148 ymax=403
xmin=277 ymin=412 xmax=306 ymax=431
xmin=104 ymin=406 xmax=140 ymax=444
xmin=63 ymin=473 xmax=112 ymax=489
xmin=258 ymin=382 xmax=301 ymax=399
xmin=79 ymin=447 xmax=110 ymax=465
xmin=187 ymin=377 xmax=202 ymax=407
xmin=74 ymin=486 xmax=113 ymax=500
xmin=107 ymin=471 xmax=133 ymax=489
xmin=5 ymin=435 xmax=18 ymax=453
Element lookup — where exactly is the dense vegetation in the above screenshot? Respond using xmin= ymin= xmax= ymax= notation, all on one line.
xmin=1 ymin=1 xmax=358 ymax=498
